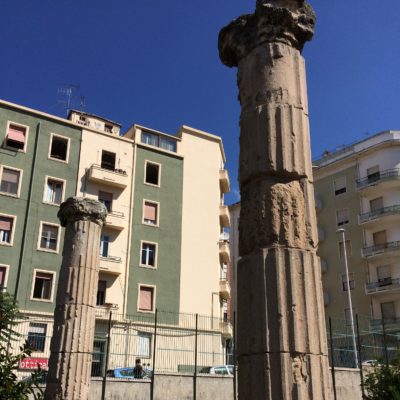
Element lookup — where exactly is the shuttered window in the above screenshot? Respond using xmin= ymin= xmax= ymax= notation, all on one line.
xmin=143 ymin=202 xmax=158 ymax=225
xmin=0 ymin=168 xmax=20 ymax=195
xmin=139 ymin=286 xmax=154 ymax=312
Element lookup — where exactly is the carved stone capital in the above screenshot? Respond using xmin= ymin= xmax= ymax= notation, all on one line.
xmin=58 ymin=197 xmax=107 ymax=227
xmin=218 ymin=0 xmax=315 ymax=67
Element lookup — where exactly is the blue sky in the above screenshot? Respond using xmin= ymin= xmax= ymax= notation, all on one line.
xmin=1 ymin=1 xmax=399 ymax=204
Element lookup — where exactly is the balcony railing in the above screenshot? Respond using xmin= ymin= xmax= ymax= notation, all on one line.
xmin=104 ymin=211 xmax=125 ymax=230
xmin=370 ymin=317 xmax=400 ymax=330
xmin=100 ymin=255 xmax=122 ymax=263
xmin=219 ymin=169 xmax=230 ymax=194
xmin=356 ymin=168 xmax=400 ymax=189
xmin=220 ymin=321 xmax=233 ymax=338
xmin=219 ymin=279 xmax=231 ymax=300
xmin=359 ymin=205 xmax=400 ymax=224
xmin=366 ymin=278 xmax=400 ymax=294
xmin=362 ymin=241 xmax=400 ymax=257
xmin=88 ymin=164 xmax=128 ymax=188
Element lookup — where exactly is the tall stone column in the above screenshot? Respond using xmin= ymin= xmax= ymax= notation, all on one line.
xmin=45 ymin=197 xmax=107 ymax=400
xmin=219 ymin=1 xmax=332 ymax=399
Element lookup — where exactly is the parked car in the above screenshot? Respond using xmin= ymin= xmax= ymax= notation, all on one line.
xmin=199 ymin=365 xmax=234 ymax=376
xmin=106 ymin=367 xmax=152 ymax=380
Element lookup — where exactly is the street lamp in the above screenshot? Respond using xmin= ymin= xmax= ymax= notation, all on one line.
xmin=336 ymin=228 xmax=358 ymax=368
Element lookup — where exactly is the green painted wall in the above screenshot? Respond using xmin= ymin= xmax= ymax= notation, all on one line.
xmin=127 ymin=145 xmax=183 ymax=317
xmin=315 ymin=165 xmax=371 ymax=320
xmin=0 ymin=104 xmax=81 ymax=313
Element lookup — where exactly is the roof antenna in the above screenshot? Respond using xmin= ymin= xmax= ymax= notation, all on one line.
xmin=57 ymin=84 xmax=83 ymax=116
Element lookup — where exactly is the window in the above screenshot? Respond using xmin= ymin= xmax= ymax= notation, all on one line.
xmin=143 ymin=201 xmax=158 ymax=226
xmin=142 ymin=131 xmax=158 ymax=147
xmin=49 ymin=135 xmax=69 ymax=162
xmin=341 ymin=273 xmax=355 ymax=291
xmin=0 ymin=265 xmax=7 ymax=289
xmin=39 ymin=223 xmax=59 ymax=252
xmin=98 ymin=191 xmax=113 ymax=212
xmin=138 ymin=286 xmax=155 ymax=312
xmin=0 ymin=215 xmax=14 ymax=245
xmin=27 ymin=323 xmax=47 ymax=352
xmin=373 ymin=230 xmax=387 ymax=246
xmin=136 ymin=332 xmax=152 ymax=357
xmin=377 ymin=265 xmax=391 ymax=284
xmin=344 ymin=308 xmax=357 ymax=324
xmin=104 ymin=124 xmax=113 ymax=133
xmin=101 ymin=151 xmax=116 ymax=171
xmin=0 ymin=167 xmax=21 ymax=196
xmin=32 ymin=271 xmax=54 ymax=301
xmin=141 ymin=131 xmax=177 ymax=153
xmin=141 ymin=242 xmax=157 ymax=267
xmin=339 ymin=240 xmax=352 ymax=258
xmin=44 ymin=178 xmax=64 ymax=205
xmin=336 ymin=209 xmax=349 ymax=226
xmin=334 ymin=177 xmax=346 ymax=196
xmin=5 ymin=123 xmax=27 ymax=151
xmin=381 ymin=302 xmax=396 ymax=320
xmin=145 ymin=162 xmax=160 ymax=186
xmin=91 ymin=340 xmax=106 ymax=377
xmin=370 ymin=197 xmax=383 ymax=212
xmin=96 ymin=280 xmax=107 ymax=306
xmin=367 ymin=166 xmax=380 ymax=183
xmin=100 ymin=235 xmax=109 ymax=257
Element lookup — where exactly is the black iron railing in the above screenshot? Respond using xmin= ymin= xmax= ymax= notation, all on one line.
xmin=359 ymin=205 xmax=400 ymax=223
xmin=356 ymin=168 xmax=400 ymax=189
xmin=362 ymin=241 xmax=400 ymax=257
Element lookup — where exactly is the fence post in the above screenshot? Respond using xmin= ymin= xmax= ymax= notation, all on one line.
xmin=150 ymin=309 xmax=158 ymax=400
xmin=355 ymin=315 xmax=365 ymax=398
xmin=381 ymin=315 xmax=389 ymax=368
xmin=328 ymin=317 xmax=337 ymax=400
xmin=101 ymin=311 xmax=112 ymax=400
xmin=193 ymin=314 xmax=199 ymax=400
xmin=233 ymin=311 xmax=237 ymax=400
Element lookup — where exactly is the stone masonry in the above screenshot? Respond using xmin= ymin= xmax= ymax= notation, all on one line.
xmin=219 ymin=1 xmax=332 ymax=398
xmin=45 ymin=197 xmax=107 ymax=400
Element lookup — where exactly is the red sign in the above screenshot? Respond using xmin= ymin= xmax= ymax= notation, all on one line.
xmin=19 ymin=358 xmax=48 ymax=370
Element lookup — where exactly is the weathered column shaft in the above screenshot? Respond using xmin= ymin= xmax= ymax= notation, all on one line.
xmin=45 ymin=198 xmax=107 ymax=400
xmin=219 ymin=1 xmax=332 ymax=399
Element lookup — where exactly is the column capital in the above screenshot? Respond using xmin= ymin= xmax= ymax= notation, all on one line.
xmin=218 ymin=0 xmax=315 ymax=67
xmin=58 ymin=197 xmax=107 ymax=227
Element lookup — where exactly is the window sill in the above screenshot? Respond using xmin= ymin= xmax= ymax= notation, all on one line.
xmin=0 ymin=191 xmax=20 ymax=198
xmin=48 ymin=156 xmax=69 ymax=164
xmin=139 ymin=264 xmax=157 ymax=270
xmin=142 ymin=222 xmax=159 ymax=228
xmin=37 ymin=248 xmax=59 ymax=255
xmin=137 ymin=309 xmax=155 ymax=314
xmin=3 ymin=145 xmax=26 ymax=153
xmin=144 ymin=182 xmax=161 ymax=188
xmin=0 ymin=242 xmax=13 ymax=247
xmin=30 ymin=298 xmax=53 ymax=303
xmin=42 ymin=201 xmax=61 ymax=207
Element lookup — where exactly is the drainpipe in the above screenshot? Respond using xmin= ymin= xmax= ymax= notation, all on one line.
xmin=14 ymin=122 xmax=41 ymax=299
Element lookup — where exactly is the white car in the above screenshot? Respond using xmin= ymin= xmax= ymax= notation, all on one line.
xmin=199 ymin=365 xmax=234 ymax=375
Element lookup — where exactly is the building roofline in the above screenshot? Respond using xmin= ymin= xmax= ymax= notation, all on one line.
xmin=313 ymin=130 xmax=400 ymax=169
xmin=68 ymin=109 xmax=122 ymax=127
xmin=176 ymin=125 xmax=226 ymax=163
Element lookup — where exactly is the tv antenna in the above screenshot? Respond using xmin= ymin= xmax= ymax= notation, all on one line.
xmin=57 ymin=84 xmax=85 ymax=115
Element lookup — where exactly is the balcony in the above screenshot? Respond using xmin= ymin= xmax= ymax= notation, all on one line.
xmin=362 ymin=241 xmax=400 ymax=258
xmin=219 ymin=241 xmax=230 ymax=263
xmin=104 ymin=211 xmax=125 ymax=231
xmin=359 ymin=205 xmax=400 ymax=227
xmin=219 ymin=205 xmax=230 ymax=227
xmin=370 ymin=317 xmax=400 ymax=332
xmin=88 ymin=164 xmax=129 ymax=189
xmin=219 ymin=169 xmax=230 ymax=194
xmin=366 ymin=278 xmax=400 ymax=295
xmin=219 ymin=279 xmax=231 ymax=300
xmin=356 ymin=168 xmax=400 ymax=193
xmin=220 ymin=321 xmax=233 ymax=339
xmin=99 ymin=255 xmax=122 ymax=275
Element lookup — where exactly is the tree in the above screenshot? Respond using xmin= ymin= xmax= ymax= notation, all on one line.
xmin=0 ymin=290 xmax=44 ymax=400
xmin=364 ymin=354 xmax=400 ymax=400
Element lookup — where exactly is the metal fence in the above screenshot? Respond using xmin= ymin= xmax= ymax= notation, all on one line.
xmin=12 ymin=309 xmax=400 ymax=399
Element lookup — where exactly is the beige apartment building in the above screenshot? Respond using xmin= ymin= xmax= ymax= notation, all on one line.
xmin=313 ymin=130 xmax=400 ymax=332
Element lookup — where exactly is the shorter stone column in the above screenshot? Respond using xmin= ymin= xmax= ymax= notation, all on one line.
xmin=45 ymin=197 xmax=107 ymax=400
